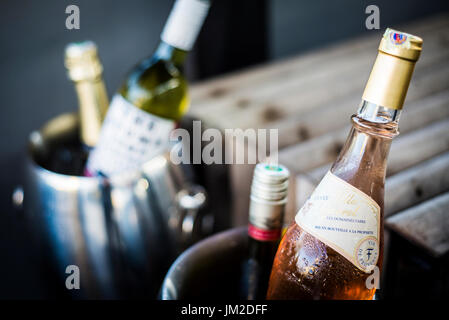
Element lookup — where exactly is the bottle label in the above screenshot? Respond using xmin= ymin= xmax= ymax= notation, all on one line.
xmin=295 ymin=171 xmax=380 ymax=272
xmin=86 ymin=94 xmax=175 ymax=177
xmin=161 ymin=0 xmax=210 ymax=51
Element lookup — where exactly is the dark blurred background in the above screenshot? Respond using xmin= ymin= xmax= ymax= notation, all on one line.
xmin=0 ymin=0 xmax=448 ymax=298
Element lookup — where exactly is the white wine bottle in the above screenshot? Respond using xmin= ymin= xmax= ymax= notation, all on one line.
xmin=65 ymin=41 xmax=109 ymax=149
xmin=86 ymin=0 xmax=211 ymax=177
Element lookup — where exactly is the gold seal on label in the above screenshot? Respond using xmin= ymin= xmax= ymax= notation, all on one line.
xmin=355 ymin=237 xmax=379 ymax=272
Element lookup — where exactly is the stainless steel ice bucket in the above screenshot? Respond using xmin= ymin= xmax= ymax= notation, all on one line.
xmin=160 ymin=227 xmax=248 ymax=300
xmin=23 ymin=113 xmax=215 ymax=299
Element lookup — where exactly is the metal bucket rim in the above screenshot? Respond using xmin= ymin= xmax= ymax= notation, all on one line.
xmin=160 ymin=226 xmax=247 ymax=300
xmin=27 ymin=112 xmax=174 ymax=186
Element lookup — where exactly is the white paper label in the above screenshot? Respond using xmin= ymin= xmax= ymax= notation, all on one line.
xmin=161 ymin=0 xmax=210 ymax=51
xmin=295 ymin=171 xmax=380 ymax=272
xmin=86 ymin=94 xmax=175 ymax=177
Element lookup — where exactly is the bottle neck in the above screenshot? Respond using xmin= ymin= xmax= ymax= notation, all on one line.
xmin=64 ymin=42 xmax=109 ymax=148
xmin=362 ymin=51 xmax=416 ymax=111
xmin=248 ymin=164 xmax=289 ymax=242
xmin=331 ymin=101 xmax=400 ymax=195
xmin=247 ymin=235 xmax=279 ymax=262
xmin=248 ymin=200 xmax=286 ymax=242
xmin=154 ymin=40 xmax=188 ymax=68
xmin=160 ymin=0 xmax=210 ymax=52
xmin=73 ymin=77 xmax=109 ymax=148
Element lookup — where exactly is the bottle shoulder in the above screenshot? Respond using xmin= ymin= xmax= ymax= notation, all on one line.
xmin=120 ymin=57 xmax=189 ymax=120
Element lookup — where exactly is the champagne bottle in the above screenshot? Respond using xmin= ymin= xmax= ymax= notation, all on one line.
xmin=48 ymin=41 xmax=109 ymax=176
xmin=267 ymin=29 xmax=423 ymax=300
xmin=65 ymin=41 xmax=109 ymax=149
xmin=241 ymin=163 xmax=290 ymax=300
xmin=86 ymin=0 xmax=211 ymax=177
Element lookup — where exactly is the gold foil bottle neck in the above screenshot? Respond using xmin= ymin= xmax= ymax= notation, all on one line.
xmin=362 ymin=29 xmax=423 ymax=110
xmin=64 ymin=41 xmax=109 ymax=148
xmin=65 ymin=41 xmax=103 ymax=81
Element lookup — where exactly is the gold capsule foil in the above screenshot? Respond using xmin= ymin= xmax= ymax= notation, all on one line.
xmin=65 ymin=41 xmax=109 ymax=147
xmin=362 ymin=28 xmax=423 ymax=110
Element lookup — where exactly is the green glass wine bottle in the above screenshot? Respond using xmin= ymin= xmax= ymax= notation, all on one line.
xmin=86 ymin=0 xmax=210 ymax=176
xmin=241 ymin=163 xmax=290 ymax=300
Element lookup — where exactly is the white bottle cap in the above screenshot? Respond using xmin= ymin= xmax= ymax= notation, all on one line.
xmin=161 ymin=0 xmax=210 ymax=51
xmin=249 ymin=163 xmax=290 ymax=233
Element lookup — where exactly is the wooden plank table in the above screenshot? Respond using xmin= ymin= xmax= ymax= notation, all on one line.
xmin=188 ymin=12 xmax=449 ymax=262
